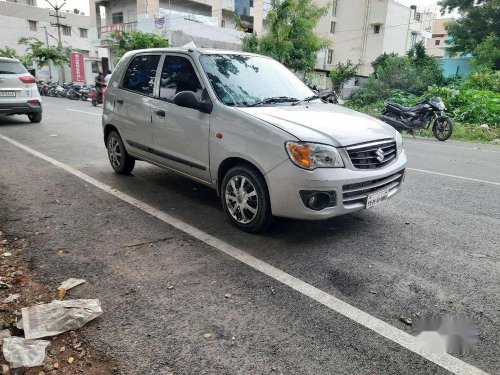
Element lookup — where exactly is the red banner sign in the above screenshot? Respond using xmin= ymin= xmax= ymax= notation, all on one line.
xmin=70 ymin=52 xmax=85 ymax=83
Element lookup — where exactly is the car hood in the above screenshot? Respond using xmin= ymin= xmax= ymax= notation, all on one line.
xmin=236 ymin=102 xmax=396 ymax=147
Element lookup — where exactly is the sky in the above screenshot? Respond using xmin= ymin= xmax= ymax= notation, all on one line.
xmin=36 ymin=0 xmax=454 ymax=19
xmin=39 ymin=0 xmax=90 ymax=15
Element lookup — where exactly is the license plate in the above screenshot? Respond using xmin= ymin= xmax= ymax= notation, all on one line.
xmin=0 ymin=91 xmax=16 ymax=97
xmin=366 ymin=190 xmax=389 ymax=209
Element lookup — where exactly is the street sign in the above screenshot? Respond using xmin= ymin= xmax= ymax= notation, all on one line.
xmin=70 ymin=52 xmax=85 ymax=83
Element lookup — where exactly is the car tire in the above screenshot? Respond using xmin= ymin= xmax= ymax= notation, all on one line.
xmin=221 ymin=165 xmax=273 ymax=233
xmin=106 ymin=131 xmax=135 ymax=175
xmin=28 ymin=112 xmax=42 ymax=123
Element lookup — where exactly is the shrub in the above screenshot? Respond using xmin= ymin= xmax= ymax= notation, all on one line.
xmin=426 ymin=86 xmax=500 ymax=125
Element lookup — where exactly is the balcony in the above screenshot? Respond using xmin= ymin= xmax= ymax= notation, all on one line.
xmin=98 ymin=22 xmax=138 ymax=39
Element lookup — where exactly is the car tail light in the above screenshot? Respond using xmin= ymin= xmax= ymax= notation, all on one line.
xmin=19 ymin=74 xmax=36 ymax=84
xmin=27 ymin=99 xmax=40 ymax=105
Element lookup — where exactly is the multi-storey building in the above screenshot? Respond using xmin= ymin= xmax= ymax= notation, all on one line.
xmin=88 ymin=0 xmax=268 ymax=64
xmin=428 ymin=17 xmax=452 ymax=58
xmin=314 ymin=0 xmax=435 ymax=77
xmin=0 ymin=0 xmax=93 ymax=82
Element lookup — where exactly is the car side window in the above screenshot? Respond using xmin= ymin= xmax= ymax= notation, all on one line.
xmin=159 ymin=55 xmax=203 ymax=102
xmin=122 ymin=54 xmax=160 ymax=96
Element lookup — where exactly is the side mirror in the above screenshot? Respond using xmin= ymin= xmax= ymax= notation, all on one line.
xmin=173 ymin=91 xmax=213 ymax=114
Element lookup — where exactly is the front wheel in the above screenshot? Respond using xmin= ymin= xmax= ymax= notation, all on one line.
xmin=106 ymin=131 xmax=135 ymax=174
xmin=433 ymin=117 xmax=453 ymax=141
xmin=221 ymin=166 xmax=273 ymax=233
xmin=91 ymin=99 xmax=97 ymax=106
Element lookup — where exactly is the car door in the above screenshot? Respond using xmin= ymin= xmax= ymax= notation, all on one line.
xmin=150 ymin=54 xmax=211 ymax=182
xmin=112 ymin=53 xmax=161 ymax=160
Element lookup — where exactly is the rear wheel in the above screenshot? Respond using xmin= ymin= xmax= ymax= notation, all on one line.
xmin=433 ymin=117 xmax=453 ymax=141
xmin=221 ymin=165 xmax=272 ymax=233
xmin=91 ymin=99 xmax=97 ymax=106
xmin=106 ymin=131 xmax=135 ymax=174
xmin=28 ymin=112 xmax=42 ymax=123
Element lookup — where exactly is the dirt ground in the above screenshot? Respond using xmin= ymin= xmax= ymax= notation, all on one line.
xmin=0 ymin=228 xmax=116 ymax=375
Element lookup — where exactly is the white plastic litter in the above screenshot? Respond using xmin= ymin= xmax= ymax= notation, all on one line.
xmin=21 ymin=299 xmax=102 ymax=339
xmin=2 ymin=336 xmax=50 ymax=368
xmin=0 ymin=329 xmax=11 ymax=344
xmin=2 ymin=294 xmax=20 ymax=303
xmin=58 ymin=278 xmax=85 ymax=291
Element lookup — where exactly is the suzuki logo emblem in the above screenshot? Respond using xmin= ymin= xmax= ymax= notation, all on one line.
xmin=375 ymin=148 xmax=384 ymax=162
xmin=0 ymin=78 xmax=4 ymax=84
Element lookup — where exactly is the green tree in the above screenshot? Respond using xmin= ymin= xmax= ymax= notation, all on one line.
xmin=329 ymin=60 xmax=360 ymax=100
xmin=371 ymin=52 xmax=398 ymax=78
xmin=105 ymin=31 xmax=170 ymax=59
xmin=242 ymin=0 xmax=329 ymax=73
xmin=18 ymin=37 xmax=70 ymax=69
xmin=438 ymin=0 xmax=500 ymax=69
xmin=472 ymin=34 xmax=500 ymax=69
xmin=0 ymin=47 xmax=18 ymax=59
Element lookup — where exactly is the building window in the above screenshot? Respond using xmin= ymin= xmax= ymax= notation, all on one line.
xmin=327 ymin=49 xmax=333 ymax=65
xmin=26 ymin=0 xmax=35 ymax=5
xmin=221 ymin=19 xmax=225 ymax=28
xmin=374 ymin=24 xmax=380 ymax=34
xmin=435 ymin=39 xmax=440 ymax=45
xmin=410 ymin=33 xmax=417 ymax=47
xmin=332 ymin=0 xmax=338 ymax=16
xmin=28 ymin=20 xmax=37 ymax=31
xmin=112 ymin=12 xmax=124 ymax=25
xmin=330 ymin=21 xmax=336 ymax=34
xmin=414 ymin=12 xmax=421 ymax=21
xmin=62 ymin=25 xmax=71 ymax=36
xmin=79 ymin=28 xmax=88 ymax=38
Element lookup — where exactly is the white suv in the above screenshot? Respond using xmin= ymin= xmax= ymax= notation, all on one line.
xmin=0 ymin=57 xmax=42 ymax=123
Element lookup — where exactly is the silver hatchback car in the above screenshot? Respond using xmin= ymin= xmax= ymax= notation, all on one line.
xmin=103 ymin=48 xmax=406 ymax=232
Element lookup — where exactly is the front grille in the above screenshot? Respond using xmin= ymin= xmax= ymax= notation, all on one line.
xmin=342 ymin=170 xmax=404 ymax=206
xmin=346 ymin=140 xmax=397 ymax=169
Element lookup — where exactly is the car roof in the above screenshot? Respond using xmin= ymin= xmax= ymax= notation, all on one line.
xmin=0 ymin=57 xmax=21 ymax=63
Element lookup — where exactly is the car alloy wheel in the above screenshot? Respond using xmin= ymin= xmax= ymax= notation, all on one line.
xmin=108 ymin=136 xmax=122 ymax=169
xmin=224 ymin=175 xmax=259 ymax=224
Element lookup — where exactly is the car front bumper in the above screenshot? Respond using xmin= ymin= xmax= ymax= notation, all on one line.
xmin=0 ymin=101 xmax=42 ymax=115
xmin=266 ymin=150 xmax=407 ymax=220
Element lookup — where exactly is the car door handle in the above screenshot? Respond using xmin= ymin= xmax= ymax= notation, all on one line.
xmin=116 ymin=98 xmax=124 ymax=105
xmin=154 ymin=109 xmax=166 ymax=117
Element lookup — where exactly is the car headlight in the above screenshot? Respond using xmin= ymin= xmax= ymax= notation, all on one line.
xmin=285 ymin=141 xmax=344 ymax=170
xmin=395 ymin=131 xmax=403 ymax=157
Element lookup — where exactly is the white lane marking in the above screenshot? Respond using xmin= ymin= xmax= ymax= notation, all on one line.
xmin=408 ymin=168 xmax=500 ymax=187
xmin=67 ymin=109 xmax=101 ymax=116
xmin=0 ymin=133 xmax=489 ymax=375
xmin=405 ymin=139 xmax=499 ymax=153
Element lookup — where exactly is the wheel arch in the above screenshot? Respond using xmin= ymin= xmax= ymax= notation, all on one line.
xmin=216 ymin=157 xmax=267 ymax=197
xmin=103 ymin=124 xmax=119 ymax=146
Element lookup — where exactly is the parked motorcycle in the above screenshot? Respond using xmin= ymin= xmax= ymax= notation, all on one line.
xmin=379 ymin=97 xmax=453 ymax=141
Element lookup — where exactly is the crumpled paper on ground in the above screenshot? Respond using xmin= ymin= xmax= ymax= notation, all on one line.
xmin=58 ymin=278 xmax=85 ymax=291
xmin=2 ymin=336 xmax=50 ymax=368
xmin=21 ymin=299 xmax=102 ymax=340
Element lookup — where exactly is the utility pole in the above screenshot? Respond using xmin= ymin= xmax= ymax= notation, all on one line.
xmin=46 ymin=0 xmax=67 ymax=82
xmin=41 ymin=26 xmax=53 ymax=80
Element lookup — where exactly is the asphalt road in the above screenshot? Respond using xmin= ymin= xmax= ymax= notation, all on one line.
xmin=0 ymin=97 xmax=499 ymax=375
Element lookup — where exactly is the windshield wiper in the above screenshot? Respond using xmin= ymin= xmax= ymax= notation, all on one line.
xmin=247 ymin=96 xmax=300 ymax=107
xmin=291 ymin=95 xmax=321 ymax=106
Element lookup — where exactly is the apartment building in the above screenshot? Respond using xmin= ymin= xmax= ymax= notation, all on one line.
xmin=88 ymin=0 xmax=268 ymax=64
xmin=428 ymin=17 xmax=452 ymax=58
xmin=315 ymin=0 xmax=434 ymax=77
xmin=0 ymin=0 xmax=93 ymax=82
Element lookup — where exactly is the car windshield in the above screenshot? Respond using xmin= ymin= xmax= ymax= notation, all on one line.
xmin=199 ymin=54 xmax=315 ymax=107
xmin=0 ymin=61 xmax=28 ymax=75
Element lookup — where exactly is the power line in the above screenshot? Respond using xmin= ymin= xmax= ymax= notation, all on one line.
xmin=46 ymin=0 xmax=67 ymax=81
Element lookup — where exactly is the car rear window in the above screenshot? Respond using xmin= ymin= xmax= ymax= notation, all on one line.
xmin=0 ymin=61 xmax=28 ymax=75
